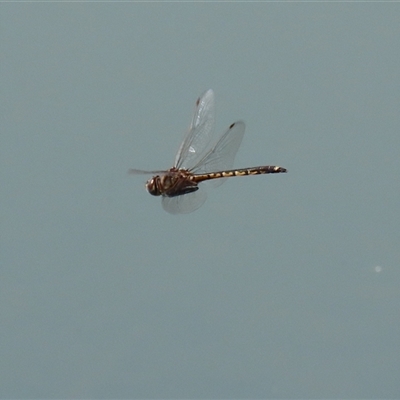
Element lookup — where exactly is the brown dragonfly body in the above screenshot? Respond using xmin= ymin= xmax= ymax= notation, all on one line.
xmin=147 ymin=165 xmax=287 ymax=198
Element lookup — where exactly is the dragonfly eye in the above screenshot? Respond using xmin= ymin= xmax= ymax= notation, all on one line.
xmin=146 ymin=178 xmax=161 ymax=196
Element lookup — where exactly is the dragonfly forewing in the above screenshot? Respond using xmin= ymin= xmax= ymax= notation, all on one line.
xmin=128 ymin=168 xmax=170 ymax=175
xmin=174 ymin=89 xmax=215 ymax=171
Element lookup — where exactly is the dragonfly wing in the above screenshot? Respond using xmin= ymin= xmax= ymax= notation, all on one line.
xmin=191 ymin=121 xmax=246 ymax=187
xmin=128 ymin=168 xmax=169 ymax=175
xmin=174 ymin=89 xmax=215 ymax=170
xmin=161 ymin=190 xmax=207 ymax=214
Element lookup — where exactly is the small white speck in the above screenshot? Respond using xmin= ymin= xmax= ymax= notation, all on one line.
xmin=374 ymin=266 xmax=382 ymax=273
xmin=189 ymin=146 xmax=195 ymax=153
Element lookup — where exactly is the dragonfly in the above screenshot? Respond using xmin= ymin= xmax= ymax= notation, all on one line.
xmin=130 ymin=89 xmax=287 ymax=214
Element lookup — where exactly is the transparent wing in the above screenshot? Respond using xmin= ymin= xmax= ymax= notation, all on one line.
xmin=190 ymin=121 xmax=246 ymax=187
xmin=161 ymin=189 xmax=207 ymax=214
xmin=174 ymin=89 xmax=215 ymax=170
xmin=128 ymin=168 xmax=168 ymax=175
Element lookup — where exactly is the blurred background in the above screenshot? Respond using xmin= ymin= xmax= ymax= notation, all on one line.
xmin=1 ymin=3 xmax=399 ymax=398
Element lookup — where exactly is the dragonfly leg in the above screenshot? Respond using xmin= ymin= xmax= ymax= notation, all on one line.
xmin=167 ymin=185 xmax=199 ymax=197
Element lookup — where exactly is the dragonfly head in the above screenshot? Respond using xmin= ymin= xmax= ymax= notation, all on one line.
xmin=146 ymin=176 xmax=162 ymax=196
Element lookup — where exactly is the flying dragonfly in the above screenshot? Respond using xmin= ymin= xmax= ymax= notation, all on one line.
xmin=130 ymin=89 xmax=287 ymax=214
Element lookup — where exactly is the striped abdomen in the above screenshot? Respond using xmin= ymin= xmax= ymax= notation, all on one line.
xmin=192 ymin=165 xmax=287 ymax=183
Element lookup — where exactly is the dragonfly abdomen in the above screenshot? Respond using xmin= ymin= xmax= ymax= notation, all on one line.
xmin=193 ymin=166 xmax=287 ymax=183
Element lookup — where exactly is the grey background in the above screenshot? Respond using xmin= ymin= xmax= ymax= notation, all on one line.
xmin=1 ymin=4 xmax=399 ymax=398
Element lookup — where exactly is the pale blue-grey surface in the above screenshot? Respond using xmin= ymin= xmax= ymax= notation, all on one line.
xmin=1 ymin=4 xmax=399 ymax=398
